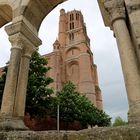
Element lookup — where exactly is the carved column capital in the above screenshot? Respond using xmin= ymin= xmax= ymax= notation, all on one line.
xmin=22 ymin=41 xmax=36 ymax=59
xmin=6 ymin=33 xmax=36 ymax=59
xmin=5 ymin=21 xmax=41 ymax=58
xmin=8 ymin=33 xmax=25 ymax=51
xmin=5 ymin=21 xmax=42 ymax=48
xmin=125 ymin=1 xmax=140 ymax=14
xmin=104 ymin=0 xmax=126 ymax=25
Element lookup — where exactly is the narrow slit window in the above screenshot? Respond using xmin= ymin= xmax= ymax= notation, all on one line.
xmin=72 ymin=14 xmax=74 ymax=20
xmin=72 ymin=22 xmax=74 ymax=29
xmin=69 ymin=34 xmax=71 ymax=40
xmin=76 ymin=13 xmax=79 ymax=20
xmin=72 ymin=33 xmax=74 ymax=40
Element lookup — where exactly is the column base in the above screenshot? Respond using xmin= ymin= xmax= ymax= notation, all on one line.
xmin=128 ymin=101 xmax=140 ymax=125
xmin=0 ymin=116 xmax=29 ymax=131
xmin=128 ymin=114 xmax=140 ymax=125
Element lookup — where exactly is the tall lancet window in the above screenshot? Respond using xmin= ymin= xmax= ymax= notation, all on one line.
xmin=76 ymin=13 xmax=79 ymax=20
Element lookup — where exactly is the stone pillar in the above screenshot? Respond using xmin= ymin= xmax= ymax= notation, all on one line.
xmin=13 ymin=45 xmax=35 ymax=118
xmin=0 ymin=34 xmax=22 ymax=117
xmin=0 ymin=21 xmax=41 ymax=130
xmin=104 ymin=0 xmax=140 ymax=124
xmin=124 ymin=0 xmax=140 ymax=65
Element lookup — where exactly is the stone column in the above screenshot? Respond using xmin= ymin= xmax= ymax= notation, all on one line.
xmin=124 ymin=0 xmax=140 ymax=65
xmin=0 ymin=21 xmax=41 ymax=130
xmin=104 ymin=0 xmax=140 ymax=124
xmin=13 ymin=44 xmax=35 ymax=118
xmin=0 ymin=31 xmax=27 ymax=130
xmin=0 ymin=34 xmax=23 ymax=117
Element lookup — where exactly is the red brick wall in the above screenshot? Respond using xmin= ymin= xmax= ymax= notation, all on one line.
xmin=24 ymin=113 xmax=85 ymax=131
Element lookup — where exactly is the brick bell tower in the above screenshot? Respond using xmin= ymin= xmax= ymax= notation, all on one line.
xmin=44 ymin=9 xmax=103 ymax=109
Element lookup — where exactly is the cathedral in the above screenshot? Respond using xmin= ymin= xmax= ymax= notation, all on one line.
xmin=43 ymin=9 xmax=103 ymax=110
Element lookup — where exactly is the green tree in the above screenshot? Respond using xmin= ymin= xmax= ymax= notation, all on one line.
xmin=0 ymin=51 xmax=54 ymax=118
xmin=54 ymin=81 xmax=111 ymax=128
xmin=25 ymin=51 xmax=54 ymax=118
xmin=113 ymin=116 xmax=127 ymax=126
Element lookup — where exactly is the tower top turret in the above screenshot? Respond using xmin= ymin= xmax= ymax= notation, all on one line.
xmin=53 ymin=39 xmax=60 ymax=51
xmin=60 ymin=9 xmax=65 ymax=15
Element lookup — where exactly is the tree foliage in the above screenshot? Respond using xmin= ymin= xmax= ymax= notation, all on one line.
xmin=113 ymin=116 xmax=127 ymax=126
xmin=26 ymin=51 xmax=54 ymax=118
xmin=0 ymin=52 xmax=111 ymax=128
xmin=0 ymin=51 xmax=54 ymax=118
xmin=53 ymin=81 xmax=111 ymax=128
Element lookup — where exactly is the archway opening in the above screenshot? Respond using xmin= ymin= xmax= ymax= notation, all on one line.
xmin=0 ymin=0 xmax=129 ymax=123
xmin=38 ymin=0 xmax=128 ymax=122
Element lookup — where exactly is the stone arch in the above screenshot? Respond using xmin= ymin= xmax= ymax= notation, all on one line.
xmin=25 ymin=0 xmax=111 ymax=33
xmin=66 ymin=47 xmax=80 ymax=58
xmin=22 ymin=0 xmax=66 ymax=32
xmin=32 ymin=0 xmax=140 ymax=125
xmin=0 ymin=0 xmax=140 ymax=130
xmin=68 ymin=60 xmax=79 ymax=68
xmin=67 ymin=60 xmax=79 ymax=85
xmin=66 ymin=47 xmax=80 ymax=54
xmin=0 ymin=4 xmax=12 ymax=27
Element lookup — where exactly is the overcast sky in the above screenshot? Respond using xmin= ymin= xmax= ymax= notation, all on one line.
xmin=0 ymin=0 xmax=128 ymax=122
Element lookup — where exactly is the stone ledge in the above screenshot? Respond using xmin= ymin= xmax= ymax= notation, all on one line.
xmin=0 ymin=125 xmax=140 ymax=140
